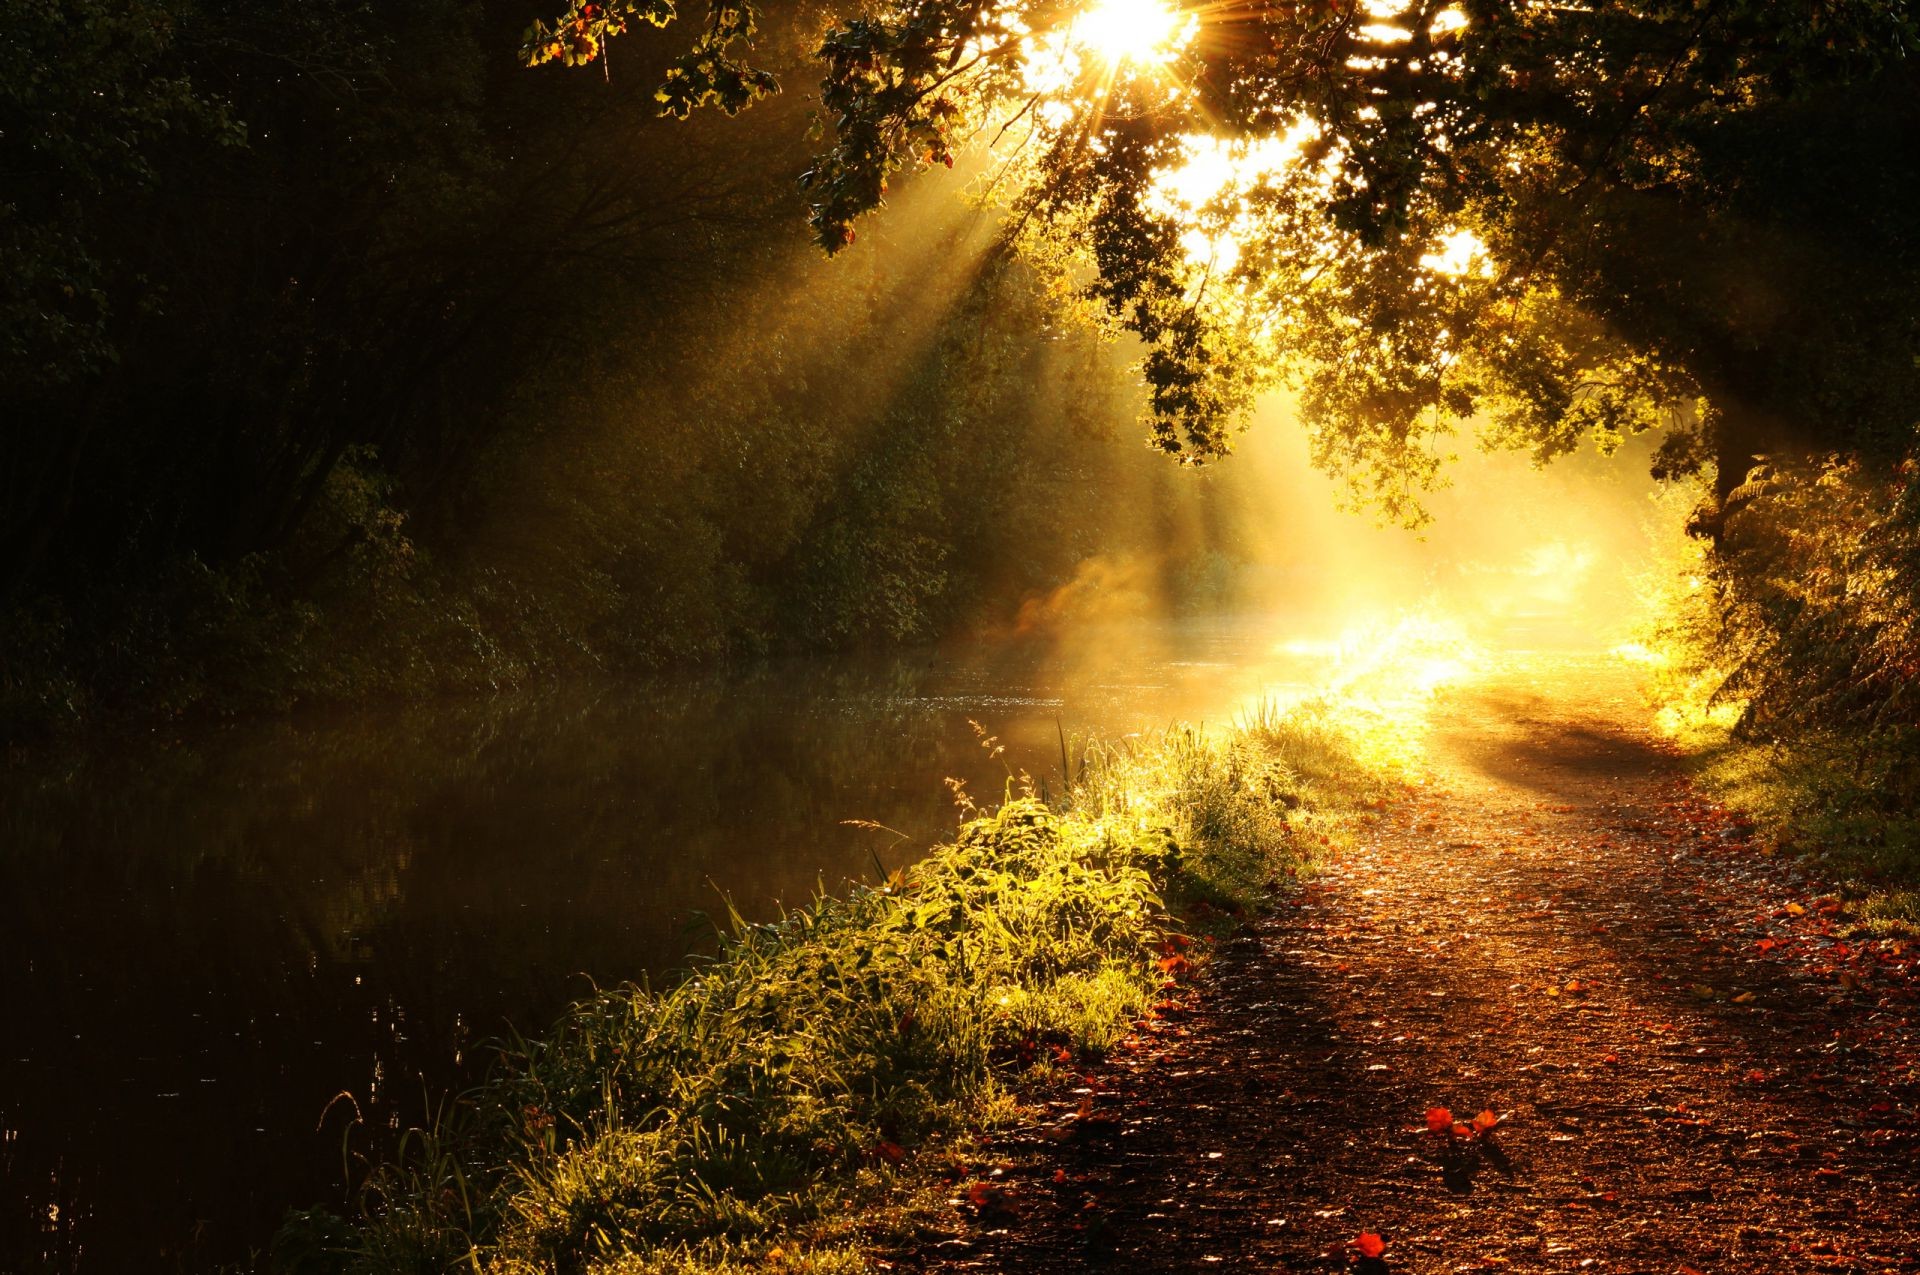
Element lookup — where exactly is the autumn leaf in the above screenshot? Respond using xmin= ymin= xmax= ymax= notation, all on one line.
xmin=1354 ymin=1231 xmax=1386 ymax=1258
xmin=1473 ymin=1109 xmax=1499 ymax=1132
xmin=874 ymin=1139 xmax=905 ymax=1163
xmin=1426 ymin=1106 xmax=1453 ymax=1133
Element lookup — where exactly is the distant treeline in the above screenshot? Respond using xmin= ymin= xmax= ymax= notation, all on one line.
xmin=0 ymin=0 xmax=1231 ymax=735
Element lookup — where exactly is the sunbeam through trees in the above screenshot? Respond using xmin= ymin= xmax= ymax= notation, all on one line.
xmin=4 ymin=0 xmax=1920 ymax=1269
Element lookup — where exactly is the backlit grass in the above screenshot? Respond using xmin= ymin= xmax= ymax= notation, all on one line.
xmin=278 ymin=644 xmax=1462 ymax=1274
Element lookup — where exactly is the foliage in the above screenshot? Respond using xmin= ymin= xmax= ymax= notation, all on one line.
xmin=0 ymin=0 xmax=242 ymax=393
xmin=282 ymin=710 xmax=1381 ymax=1273
xmin=541 ymin=0 xmax=1920 ymax=516
xmin=1638 ymin=443 xmax=1920 ymax=926
xmin=0 ymin=0 xmax=1254 ymax=737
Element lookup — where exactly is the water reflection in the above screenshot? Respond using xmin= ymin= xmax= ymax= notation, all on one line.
xmin=0 ymin=615 xmax=1319 ymax=1271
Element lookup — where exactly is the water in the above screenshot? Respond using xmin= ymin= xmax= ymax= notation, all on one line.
xmin=0 ymin=614 xmax=1322 ymax=1272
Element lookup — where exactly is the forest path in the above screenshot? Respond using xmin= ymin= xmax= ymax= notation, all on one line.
xmin=915 ymin=653 xmax=1920 ymax=1273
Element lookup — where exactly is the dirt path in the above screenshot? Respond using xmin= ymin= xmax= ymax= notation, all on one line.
xmin=914 ymin=654 xmax=1920 ymax=1273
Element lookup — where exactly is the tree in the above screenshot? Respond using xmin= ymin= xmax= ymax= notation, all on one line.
xmin=534 ymin=0 xmax=1919 ymax=520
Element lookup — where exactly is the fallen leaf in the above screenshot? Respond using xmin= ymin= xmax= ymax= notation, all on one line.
xmin=1426 ymin=1106 xmax=1454 ymax=1133
xmin=1354 ymin=1231 xmax=1386 ymax=1258
xmin=1473 ymin=1109 xmax=1500 ymax=1132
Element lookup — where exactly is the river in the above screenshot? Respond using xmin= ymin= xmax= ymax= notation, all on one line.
xmin=1 ymin=613 xmax=1338 ymax=1272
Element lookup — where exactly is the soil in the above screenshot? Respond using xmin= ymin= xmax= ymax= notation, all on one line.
xmin=908 ymin=654 xmax=1920 ymax=1273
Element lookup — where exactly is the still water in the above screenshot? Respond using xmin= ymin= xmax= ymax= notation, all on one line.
xmin=1 ymin=614 xmax=1328 ymax=1272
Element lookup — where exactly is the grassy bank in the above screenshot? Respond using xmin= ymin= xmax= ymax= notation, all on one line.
xmin=1629 ymin=460 xmax=1920 ymax=933
xmin=271 ymin=666 xmax=1435 ymax=1274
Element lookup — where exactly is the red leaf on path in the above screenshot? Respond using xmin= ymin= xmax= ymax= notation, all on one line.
xmin=1747 ymin=1069 xmax=1767 ymax=1083
xmin=1156 ymin=954 xmax=1193 ymax=976
xmin=1354 ymin=1231 xmax=1386 ymax=1258
xmin=1426 ymin=1106 xmax=1453 ymax=1133
xmin=1473 ymin=1109 xmax=1500 ymax=1132
xmin=1451 ymin=1122 xmax=1471 ymax=1137
xmin=875 ymin=1140 xmax=905 ymax=1163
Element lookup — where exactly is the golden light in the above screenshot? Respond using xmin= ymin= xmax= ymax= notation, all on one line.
xmin=1420 ymin=227 xmax=1491 ymax=277
xmin=1143 ymin=123 xmax=1323 ymax=272
xmin=1071 ymin=0 xmax=1197 ymax=68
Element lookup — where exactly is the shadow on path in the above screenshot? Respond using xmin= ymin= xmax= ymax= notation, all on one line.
xmin=913 ymin=655 xmax=1920 ymax=1273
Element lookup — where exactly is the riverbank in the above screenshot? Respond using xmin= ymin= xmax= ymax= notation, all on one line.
xmin=277 ymin=619 xmax=1472 ymax=1274
xmin=7 ymin=613 xmax=1393 ymax=1271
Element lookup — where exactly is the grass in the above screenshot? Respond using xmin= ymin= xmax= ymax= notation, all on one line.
xmin=1625 ymin=477 xmax=1920 ymax=937
xmin=278 ymin=616 xmax=1476 ymax=1274
xmin=1653 ymin=723 xmax=1920 ymax=935
xmin=271 ymin=713 xmax=1384 ymax=1274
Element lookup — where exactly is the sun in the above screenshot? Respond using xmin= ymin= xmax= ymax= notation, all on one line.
xmin=1072 ymin=0 xmax=1196 ymax=67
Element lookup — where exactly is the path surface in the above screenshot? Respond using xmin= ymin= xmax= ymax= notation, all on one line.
xmin=915 ymin=654 xmax=1920 ymax=1272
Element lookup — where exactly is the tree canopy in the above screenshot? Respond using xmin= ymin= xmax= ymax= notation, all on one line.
xmin=538 ymin=0 xmax=1920 ymax=518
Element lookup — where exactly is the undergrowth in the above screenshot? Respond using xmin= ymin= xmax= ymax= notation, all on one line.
xmin=1632 ymin=452 xmax=1920 ymax=932
xmin=274 ymin=698 xmax=1392 ymax=1274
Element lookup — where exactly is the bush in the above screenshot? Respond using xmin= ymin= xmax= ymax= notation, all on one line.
xmin=1638 ymin=441 xmax=1920 ymax=922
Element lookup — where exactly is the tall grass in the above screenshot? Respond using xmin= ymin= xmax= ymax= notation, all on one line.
xmin=278 ymin=712 xmax=1385 ymax=1274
